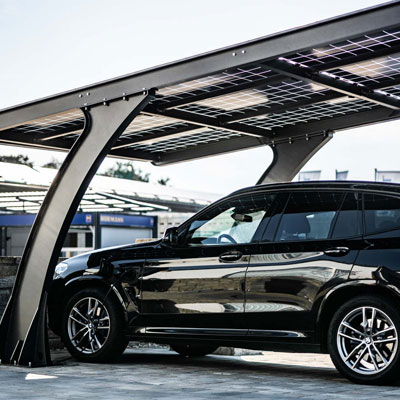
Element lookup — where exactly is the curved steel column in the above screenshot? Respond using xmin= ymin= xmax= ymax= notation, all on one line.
xmin=0 ymin=91 xmax=152 ymax=366
xmin=257 ymin=133 xmax=332 ymax=184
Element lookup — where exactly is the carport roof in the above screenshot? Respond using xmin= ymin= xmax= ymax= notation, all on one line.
xmin=0 ymin=189 xmax=169 ymax=214
xmin=1 ymin=2 xmax=400 ymax=165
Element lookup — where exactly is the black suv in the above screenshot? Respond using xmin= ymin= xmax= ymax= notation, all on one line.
xmin=49 ymin=181 xmax=400 ymax=384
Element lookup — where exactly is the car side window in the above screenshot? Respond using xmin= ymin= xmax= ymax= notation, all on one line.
xmin=331 ymin=192 xmax=362 ymax=238
xmin=186 ymin=193 xmax=277 ymax=246
xmin=275 ymin=191 xmax=344 ymax=242
xmin=364 ymin=193 xmax=400 ymax=234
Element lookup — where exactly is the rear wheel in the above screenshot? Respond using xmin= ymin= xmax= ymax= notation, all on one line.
xmin=328 ymin=295 xmax=400 ymax=385
xmin=62 ymin=287 xmax=129 ymax=362
xmin=171 ymin=344 xmax=218 ymax=357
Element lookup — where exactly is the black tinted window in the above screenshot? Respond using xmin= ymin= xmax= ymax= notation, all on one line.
xmin=187 ymin=193 xmax=276 ymax=246
xmin=364 ymin=193 xmax=400 ymax=234
xmin=331 ymin=192 xmax=362 ymax=238
xmin=275 ymin=191 xmax=343 ymax=241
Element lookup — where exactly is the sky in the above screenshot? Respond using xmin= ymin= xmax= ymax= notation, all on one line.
xmin=0 ymin=0 xmax=397 ymax=196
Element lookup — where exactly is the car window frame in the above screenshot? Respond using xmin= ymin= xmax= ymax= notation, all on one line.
xmin=181 ymin=191 xmax=280 ymax=247
xmin=329 ymin=190 xmax=363 ymax=240
xmin=362 ymin=191 xmax=400 ymax=236
xmin=262 ymin=189 xmax=364 ymax=244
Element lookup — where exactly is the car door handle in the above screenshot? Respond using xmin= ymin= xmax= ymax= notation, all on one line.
xmin=219 ymin=251 xmax=243 ymax=263
xmin=324 ymin=247 xmax=350 ymax=256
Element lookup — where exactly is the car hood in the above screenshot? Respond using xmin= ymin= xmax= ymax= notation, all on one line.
xmin=61 ymin=239 xmax=162 ymax=273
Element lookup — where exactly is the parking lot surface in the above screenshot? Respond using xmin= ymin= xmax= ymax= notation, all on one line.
xmin=2 ymin=348 xmax=400 ymax=399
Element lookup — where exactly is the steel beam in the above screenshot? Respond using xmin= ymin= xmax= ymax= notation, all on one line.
xmin=152 ymin=135 xmax=269 ymax=166
xmin=265 ymin=59 xmax=400 ymax=110
xmin=0 ymin=91 xmax=152 ymax=367
xmin=111 ymin=123 xmax=200 ymax=150
xmin=0 ymin=130 xmax=74 ymax=151
xmin=1 ymin=2 xmax=399 ymax=130
xmin=152 ymin=105 xmax=400 ymax=166
xmin=257 ymin=134 xmax=333 ymax=184
xmin=220 ymin=75 xmax=400 ymax=124
xmin=144 ymin=108 xmax=271 ymax=138
xmin=271 ymin=106 xmax=400 ymax=139
xmin=220 ymin=91 xmax=344 ymax=124
xmin=0 ymin=128 xmax=157 ymax=162
xmin=311 ymin=42 xmax=400 ymax=73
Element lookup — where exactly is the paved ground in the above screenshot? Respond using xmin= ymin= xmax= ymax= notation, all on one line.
xmin=1 ymin=348 xmax=400 ymax=399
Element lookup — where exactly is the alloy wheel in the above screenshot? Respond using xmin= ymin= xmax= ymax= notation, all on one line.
xmin=336 ymin=306 xmax=398 ymax=375
xmin=67 ymin=296 xmax=111 ymax=354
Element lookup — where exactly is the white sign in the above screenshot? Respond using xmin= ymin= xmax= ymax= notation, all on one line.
xmin=375 ymin=170 xmax=400 ymax=183
xmin=299 ymin=170 xmax=321 ymax=181
xmin=336 ymin=170 xmax=348 ymax=181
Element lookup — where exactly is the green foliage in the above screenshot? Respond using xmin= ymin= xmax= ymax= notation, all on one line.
xmin=103 ymin=161 xmax=150 ymax=182
xmin=0 ymin=154 xmax=33 ymax=168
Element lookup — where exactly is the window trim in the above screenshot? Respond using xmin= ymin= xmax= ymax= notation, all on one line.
xmin=328 ymin=191 xmax=363 ymax=240
xmin=257 ymin=192 xmax=289 ymax=243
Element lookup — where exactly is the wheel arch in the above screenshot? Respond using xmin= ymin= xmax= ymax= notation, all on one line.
xmin=317 ymin=281 xmax=400 ymax=353
xmin=48 ymin=275 xmax=127 ymax=336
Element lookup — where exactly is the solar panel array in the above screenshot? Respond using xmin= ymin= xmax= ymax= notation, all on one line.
xmin=1 ymin=23 xmax=400 ymax=165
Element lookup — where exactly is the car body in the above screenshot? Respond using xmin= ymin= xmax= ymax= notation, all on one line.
xmin=48 ymin=181 xmax=400 ymax=384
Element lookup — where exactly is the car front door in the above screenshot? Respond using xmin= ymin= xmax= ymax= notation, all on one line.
xmin=245 ymin=190 xmax=363 ymax=341
xmin=141 ymin=192 xmax=277 ymax=337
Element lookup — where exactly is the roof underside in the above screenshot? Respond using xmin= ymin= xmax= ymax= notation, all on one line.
xmin=1 ymin=2 xmax=400 ymax=166
xmin=0 ymin=189 xmax=169 ymax=214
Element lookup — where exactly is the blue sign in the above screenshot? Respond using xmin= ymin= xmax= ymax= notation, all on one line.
xmin=73 ymin=213 xmax=93 ymax=225
xmin=0 ymin=212 xmax=154 ymax=228
xmin=0 ymin=214 xmax=37 ymax=226
xmin=99 ymin=213 xmax=154 ymax=228
xmin=0 ymin=213 xmax=94 ymax=227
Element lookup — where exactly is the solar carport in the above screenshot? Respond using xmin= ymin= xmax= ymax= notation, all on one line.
xmin=1 ymin=1 xmax=400 ymax=367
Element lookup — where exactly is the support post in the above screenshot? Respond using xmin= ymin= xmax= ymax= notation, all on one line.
xmin=257 ymin=133 xmax=332 ymax=184
xmin=0 ymin=91 xmax=152 ymax=366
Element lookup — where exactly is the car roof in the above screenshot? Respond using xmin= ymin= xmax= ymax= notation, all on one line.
xmin=230 ymin=181 xmax=400 ymax=197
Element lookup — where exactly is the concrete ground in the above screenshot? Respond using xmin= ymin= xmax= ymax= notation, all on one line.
xmin=1 ymin=348 xmax=400 ymax=399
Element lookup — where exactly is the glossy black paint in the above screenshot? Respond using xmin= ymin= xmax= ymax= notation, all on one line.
xmin=48 ymin=181 xmax=400 ymax=353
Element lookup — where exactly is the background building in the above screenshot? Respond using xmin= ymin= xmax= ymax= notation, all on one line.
xmin=0 ymin=162 xmax=220 ymax=256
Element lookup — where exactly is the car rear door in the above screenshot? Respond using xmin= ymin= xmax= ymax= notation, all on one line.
xmin=350 ymin=191 xmax=400 ymax=280
xmin=245 ymin=189 xmax=363 ymax=340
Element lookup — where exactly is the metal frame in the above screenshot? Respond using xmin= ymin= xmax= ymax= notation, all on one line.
xmin=0 ymin=92 xmax=152 ymax=366
xmin=0 ymin=2 xmax=400 ymax=366
xmin=257 ymin=133 xmax=333 ymax=184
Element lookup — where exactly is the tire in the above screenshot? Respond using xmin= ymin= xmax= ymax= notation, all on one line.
xmin=328 ymin=295 xmax=400 ymax=385
xmin=171 ymin=344 xmax=218 ymax=357
xmin=62 ymin=286 xmax=129 ymax=363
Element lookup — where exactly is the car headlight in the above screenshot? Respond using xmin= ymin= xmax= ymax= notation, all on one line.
xmin=54 ymin=262 xmax=68 ymax=279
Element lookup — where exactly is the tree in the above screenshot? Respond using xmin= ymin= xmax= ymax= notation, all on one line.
xmin=41 ymin=158 xmax=62 ymax=169
xmin=103 ymin=161 xmax=150 ymax=182
xmin=158 ymin=177 xmax=170 ymax=186
xmin=0 ymin=154 xmax=33 ymax=168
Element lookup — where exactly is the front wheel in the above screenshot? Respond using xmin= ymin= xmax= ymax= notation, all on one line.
xmin=62 ymin=287 xmax=129 ymax=362
xmin=328 ymin=295 xmax=400 ymax=385
xmin=171 ymin=344 xmax=218 ymax=357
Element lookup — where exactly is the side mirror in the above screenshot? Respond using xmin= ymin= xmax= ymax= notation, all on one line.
xmin=162 ymin=227 xmax=179 ymax=246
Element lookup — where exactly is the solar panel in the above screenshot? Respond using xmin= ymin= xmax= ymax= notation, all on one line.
xmin=0 ymin=2 xmax=399 ymax=165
